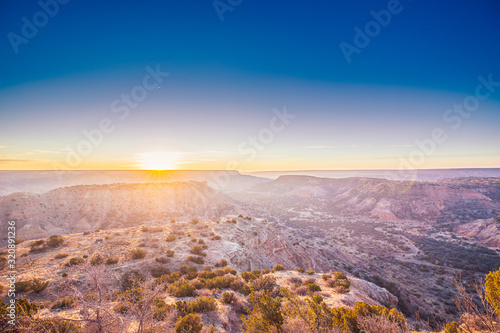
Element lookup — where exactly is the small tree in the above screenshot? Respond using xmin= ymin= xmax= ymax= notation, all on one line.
xmin=242 ymin=291 xmax=284 ymax=333
xmin=175 ymin=313 xmax=203 ymax=333
xmin=486 ymin=268 xmax=500 ymax=315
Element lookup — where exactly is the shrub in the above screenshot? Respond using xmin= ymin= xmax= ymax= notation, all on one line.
xmin=241 ymin=271 xmax=259 ymax=282
xmin=191 ymin=238 xmax=197 ymax=242
xmin=295 ymin=267 xmax=305 ymax=273
xmin=445 ymin=322 xmax=460 ymax=333
xmin=170 ymin=218 xmax=176 ymax=223
xmin=54 ymin=253 xmax=69 ymax=259
xmin=90 ymin=254 xmax=104 ymax=265
xmin=65 ymin=257 xmax=84 ymax=267
xmin=51 ymin=296 xmax=76 ymax=309
xmin=176 ymin=296 xmax=217 ymax=315
xmin=190 ymin=246 xmax=206 ymax=256
xmin=241 ymin=284 xmax=251 ymax=296
xmin=155 ymin=257 xmax=168 ymax=264
xmin=121 ymin=270 xmax=145 ymax=291
xmin=175 ymin=313 xmax=203 ymax=333
xmin=486 ymin=268 xmax=500 ymax=315
xmin=170 ymin=280 xmax=196 ymax=297
xmin=251 ymin=275 xmax=276 ymax=292
xmin=151 ymin=266 xmax=170 ymax=278
xmin=62 ymin=272 xmax=68 ymax=278
xmin=272 ymin=264 xmax=286 ymax=272
xmin=213 ymin=235 xmax=222 ymax=240
xmin=106 ymin=257 xmax=119 ymax=265
xmin=191 ymin=218 xmax=199 ymax=225
xmin=83 ymin=231 xmax=91 ymax=235
xmin=130 ymin=248 xmax=146 ymax=260
xmin=242 ymin=292 xmax=283 ymax=333
xmin=166 ymin=235 xmax=176 ymax=242
xmin=188 ymin=256 xmax=205 ymax=265
xmin=141 ymin=226 xmax=149 ymax=232
xmin=222 ymin=291 xmax=236 ymax=304
xmin=215 ymin=259 xmax=228 ymax=268
xmin=205 ymin=276 xmax=237 ymax=290
xmin=47 ymin=235 xmax=64 ymax=247
xmin=180 ymin=265 xmax=198 ymax=275
xmin=329 ymin=272 xmax=350 ymax=294
xmin=322 ymin=274 xmax=332 ymax=281
xmin=10 ymin=298 xmax=39 ymax=317
xmin=16 ymin=281 xmax=33 ymax=293
xmin=198 ymin=239 xmax=204 ymax=244
xmin=166 ymin=250 xmax=175 ymax=257
xmin=31 ymin=279 xmax=50 ymax=293
xmin=303 ymin=280 xmax=321 ymax=293
xmin=306 ymin=269 xmax=315 ymax=275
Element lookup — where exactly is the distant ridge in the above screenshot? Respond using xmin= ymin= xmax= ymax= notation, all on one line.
xmin=244 ymin=168 xmax=500 ymax=181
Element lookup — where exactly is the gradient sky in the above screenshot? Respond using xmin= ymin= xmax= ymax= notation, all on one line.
xmin=1 ymin=0 xmax=499 ymax=171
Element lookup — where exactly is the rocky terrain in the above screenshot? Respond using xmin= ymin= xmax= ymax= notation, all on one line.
xmin=1 ymin=217 xmax=398 ymax=332
xmin=0 ymin=181 xmax=239 ymax=240
xmin=2 ymin=172 xmax=500 ymax=330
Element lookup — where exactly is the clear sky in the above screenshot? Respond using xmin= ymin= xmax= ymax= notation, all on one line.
xmin=1 ymin=0 xmax=499 ymax=171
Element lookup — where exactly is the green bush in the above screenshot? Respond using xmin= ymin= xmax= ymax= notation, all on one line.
xmin=190 ymin=246 xmax=206 ymax=256
xmin=329 ymin=272 xmax=350 ymax=293
xmin=16 ymin=280 xmax=33 ymax=293
xmin=31 ymin=240 xmax=45 ymax=248
xmin=31 ymin=279 xmax=50 ymax=293
xmin=65 ymin=257 xmax=84 ymax=267
xmin=90 ymin=254 xmax=104 ymax=265
xmin=51 ymin=296 xmax=76 ymax=309
xmin=121 ymin=270 xmax=145 ymax=291
xmin=445 ymin=321 xmax=460 ymax=333
xmin=303 ymin=280 xmax=321 ymax=293
xmin=155 ymin=257 xmax=168 ymax=264
xmin=251 ymin=275 xmax=276 ymax=292
xmin=188 ymin=256 xmax=205 ymax=264
xmin=175 ymin=313 xmax=203 ymax=333
xmin=130 ymin=248 xmax=146 ymax=260
xmin=169 ymin=280 xmax=196 ymax=297
xmin=176 ymin=296 xmax=217 ymax=315
xmin=486 ymin=267 xmax=500 ymax=315
xmin=180 ymin=265 xmax=197 ymax=275
xmin=272 ymin=264 xmax=285 ymax=272
xmin=106 ymin=257 xmax=119 ymax=265
xmin=47 ymin=235 xmax=64 ymax=247
xmin=151 ymin=266 xmax=170 ymax=278
xmin=54 ymin=253 xmax=69 ymax=259
xmin=215 ymin=259 xmax=228 ymax=268
xmin=222 ymin=291 xmax=235 ymax=304
xmin=205 ymin=276 xmax=236 ymax=290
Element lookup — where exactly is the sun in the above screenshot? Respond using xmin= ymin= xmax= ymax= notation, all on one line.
xmin=138 ymin=152 xmax=178 ymax=170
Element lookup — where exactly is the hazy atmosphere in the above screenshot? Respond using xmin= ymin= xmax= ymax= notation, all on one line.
xmin=1 ymin=1 xmax=500 ymax=333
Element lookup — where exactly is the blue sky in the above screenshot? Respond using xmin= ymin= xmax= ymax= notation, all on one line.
xmin=0 ymin=0 xmax=499 ymax=170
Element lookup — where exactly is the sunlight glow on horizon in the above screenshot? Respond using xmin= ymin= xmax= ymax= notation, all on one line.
xmin=137 ymin=152 xmax=179 ymax=170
